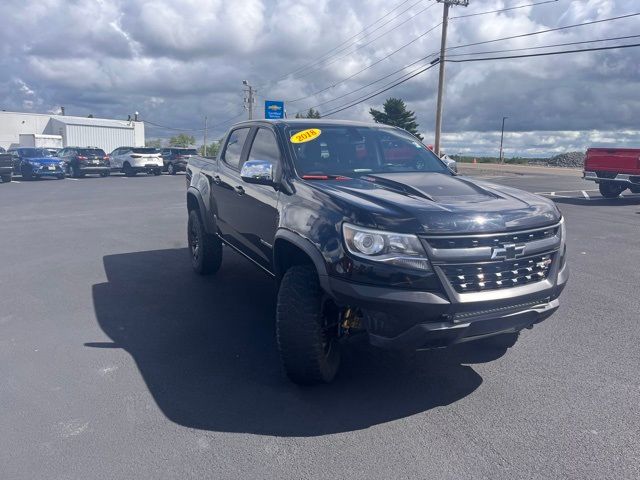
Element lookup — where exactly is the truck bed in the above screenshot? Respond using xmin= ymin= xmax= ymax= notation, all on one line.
xmin=584 ymin=148 xmax=640 ymax=175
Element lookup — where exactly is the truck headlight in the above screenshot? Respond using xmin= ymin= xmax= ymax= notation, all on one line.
xmin=342 ymin=223 xmax=431 ymax=271
xmin=559 ymin=217 xmax=567 ymax=265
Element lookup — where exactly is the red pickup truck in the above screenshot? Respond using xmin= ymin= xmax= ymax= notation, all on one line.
xmin=583 ymin=148 xmax=640 ymax=198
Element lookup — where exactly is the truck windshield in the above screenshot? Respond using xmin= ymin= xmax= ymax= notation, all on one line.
xmin=287 ymin=125 xmax=450 ymax=177
xmin=22 ymin=148 xmax=53 ymax=158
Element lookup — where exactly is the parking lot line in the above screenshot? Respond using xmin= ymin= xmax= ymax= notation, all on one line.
xmin=581 ymin=190 xmax=591 ymax=199
xmin=11 ymin=180 xmax=21 ymax=183
xmin=66 ymin=178 xmax=80 ymax=181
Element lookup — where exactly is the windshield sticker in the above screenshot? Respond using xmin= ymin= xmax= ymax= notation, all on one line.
xmin=290 ymin=128 xmax=321 ymax=144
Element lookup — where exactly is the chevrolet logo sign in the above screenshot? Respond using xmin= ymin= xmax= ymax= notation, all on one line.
xmin=491 ymin=243 xmax=526 ymax=260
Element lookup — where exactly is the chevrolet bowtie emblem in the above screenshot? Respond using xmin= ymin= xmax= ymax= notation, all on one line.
xmin=491 ymin=243 xmax=526 ymax=260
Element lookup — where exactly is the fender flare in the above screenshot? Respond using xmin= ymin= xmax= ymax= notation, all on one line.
xmin=273 ymin=229 xmax=331 ymax=293
xmin=186 ymin=186 xmax=216 ymax=235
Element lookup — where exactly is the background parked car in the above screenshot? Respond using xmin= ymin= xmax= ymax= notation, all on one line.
xmin=161 ymin=147 xmax=198 ymax=175
xmin=58 ymin=147 xmax=110 ymax=178
xmin=440 ymin=154 xmax=458 ymax=173
xmin=109 ymin=147 xmax=163 ymax=176
xmin=7 ymin=147 xmax=65 ymax=180
xmin=0 ymin=152 xmax=12 ymax=183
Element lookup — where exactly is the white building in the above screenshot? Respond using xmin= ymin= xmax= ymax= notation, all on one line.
xmin=0 ymin=111 xmax=145 ymax=153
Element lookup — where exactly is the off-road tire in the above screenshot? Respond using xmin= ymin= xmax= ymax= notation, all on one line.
xmin=276 ymin=265 xmax=341 ymax=385
xmin=188 ymin=209 xmax=222 ymax=275
xmin=100 ymin=171 xmax=110 ymax=177
xmin=1 ymin=173 xmax=11 ymax=183
xmin=153 ymin=169 xmax=162 ymax=176
xmin=56 ymin=173 xmax=65 ymax=180
xmin=599 ymin=182 xmax=625 ymax=198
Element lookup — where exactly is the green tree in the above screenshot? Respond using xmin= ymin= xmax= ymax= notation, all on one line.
xmin=295 ymin=108 xmax=321 ymax=119
xmin=146 ymin=138 xmax=163 ymax=148
xmin=169 ymin=134 xmax=196 ymax=147
xmin=199 ymin=141 xmax=221 ymax=158
xmin=369 ymin=98 xmax=423 ymax=140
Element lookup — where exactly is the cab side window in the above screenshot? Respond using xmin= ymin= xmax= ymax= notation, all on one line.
xmin=222 ymin=128 xmax=250 ymax=170
xmin=247 ymin=128 xmax=281 ymax=167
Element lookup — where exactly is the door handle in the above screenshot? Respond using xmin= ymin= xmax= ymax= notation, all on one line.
xmin=234 ymin=185 xmax=245 ymax=195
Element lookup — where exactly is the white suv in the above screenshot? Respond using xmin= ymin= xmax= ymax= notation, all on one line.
xmin=109 ymin=147 xmax=163 ymax=176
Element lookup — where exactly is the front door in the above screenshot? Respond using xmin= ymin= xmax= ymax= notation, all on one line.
xmin=232 ymin=127 xmax=281 ymax=267
xmin=213 ymin=126 xmax=281 ymax=268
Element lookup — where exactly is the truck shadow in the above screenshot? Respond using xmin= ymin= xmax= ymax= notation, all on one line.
xmin=89 ymin=248 xmax=499 ymax=437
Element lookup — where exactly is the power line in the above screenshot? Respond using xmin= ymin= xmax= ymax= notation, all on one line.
xmin=269 ymin=0 xmax=427 ymax=83
xmin=286 ymin=21 xmax=442 ymax=104
xmin=300 ymin=11 xmax=640 ymax=115
xmin=323 ymin=63 xmax=439 ymax=117
xmin=445 ymin=42 xmax=640 ymax=63
xmin=446 ymin=12 xmax=640 ymax=53
xmin=305 ymin=53 xmax=439 ymax=112
xmin=289 ymin=1 xmax=438 ymax=83
xmin=450 ymin=0 xmax=558 ymax=19
xmin=322 ymin=41 xmax=640 ymax=117
xmin=288 ymin=0 xmax=566 ymax=112
xmin=144 ymin=112 xmax=245 ymax=133
xmin=445 ymin=34 xmax=640 ymax=57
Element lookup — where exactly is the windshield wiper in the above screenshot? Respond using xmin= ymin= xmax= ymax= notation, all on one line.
xmin=301 ymin=174 xmax=351 ymax=181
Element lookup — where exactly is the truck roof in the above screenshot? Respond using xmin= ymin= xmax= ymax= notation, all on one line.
xmin=230 ymin=118 xmax=395 ymax=129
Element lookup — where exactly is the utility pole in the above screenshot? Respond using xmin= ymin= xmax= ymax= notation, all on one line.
xmin=434 ymin=0 xmax=469 ymax=157
xmin=243 ymin=80 xmax=256 ymax=120
xmin=499 ymin=116 xmax=508 ymax=164
xmin=203 ymin=116 xmax=208 ymax=157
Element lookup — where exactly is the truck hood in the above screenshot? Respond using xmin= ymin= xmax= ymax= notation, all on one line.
xmin=308 ymin=172 xmax=560 ymax=234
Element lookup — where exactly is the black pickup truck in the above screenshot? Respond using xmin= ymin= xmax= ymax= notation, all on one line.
xmin=185 ymin=119 xmax=569 ymax=384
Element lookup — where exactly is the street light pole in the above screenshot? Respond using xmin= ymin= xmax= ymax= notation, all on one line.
xmin=243 ymin=80 xmax=255 ymax=120
xmin=499 ymin=116 xmax=508 ymax=164
xmin=203 ymin=116 xmax=208 ymax=157
xmin=434 ymin=0 xmax=469 ymax=157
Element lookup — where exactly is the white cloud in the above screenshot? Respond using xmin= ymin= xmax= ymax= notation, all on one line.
xmin=0 ymin=0 xmax=638 ymax=154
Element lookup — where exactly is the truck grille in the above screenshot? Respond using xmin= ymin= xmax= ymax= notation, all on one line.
xmin=441 ymin=254 xmax=553 ymax=293
xmin=426 ymin=226 xmax=558 ymax=249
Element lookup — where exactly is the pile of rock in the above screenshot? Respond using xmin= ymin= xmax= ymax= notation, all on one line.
xmin=529 ymin=151 xmax=585 ymax=168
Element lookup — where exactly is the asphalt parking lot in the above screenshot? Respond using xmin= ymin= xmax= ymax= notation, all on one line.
xmin=1 ymin=171 xmax=639 ymax=479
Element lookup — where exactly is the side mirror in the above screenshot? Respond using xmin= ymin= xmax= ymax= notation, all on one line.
xmin=240 ymin=159 xmax=274 ymax=186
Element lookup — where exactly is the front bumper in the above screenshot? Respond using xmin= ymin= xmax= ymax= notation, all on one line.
xmin=327 ymin=256 xmax=569 ymax=350
xmin=32 ymin=165 xmax=65 ymax=176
